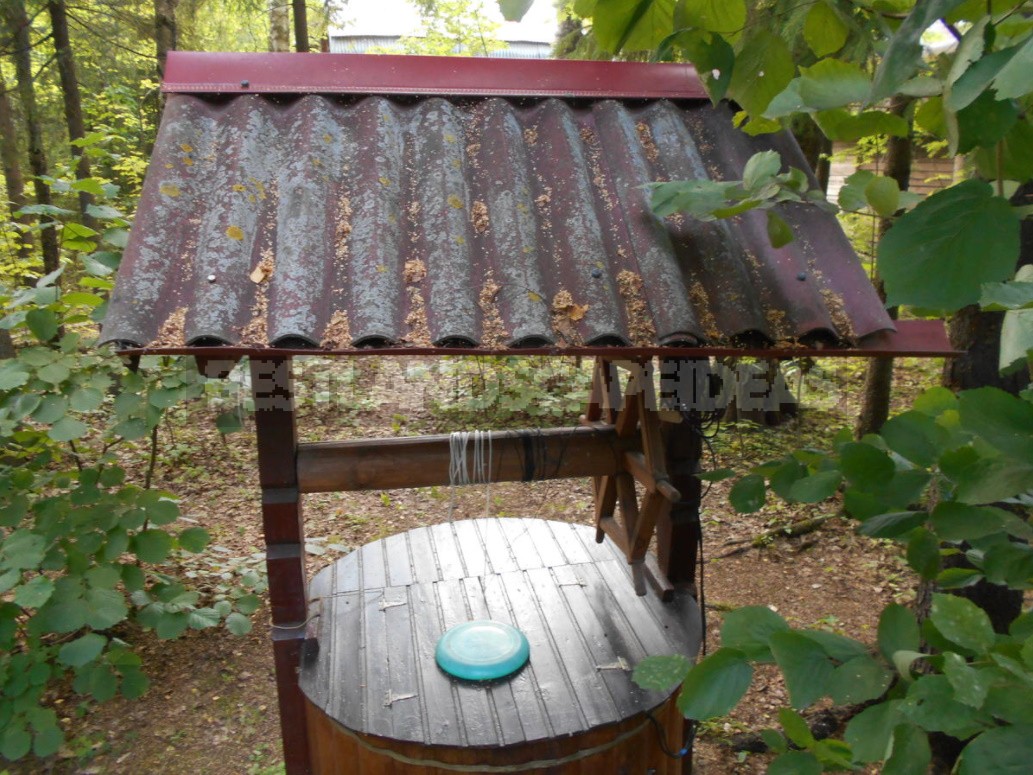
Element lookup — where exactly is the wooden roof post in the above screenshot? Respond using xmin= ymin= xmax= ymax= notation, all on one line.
xmin=250 ymin=355 xmax=312 ymax=775
xmin=658 ymin=357 xmax=706 ymax=594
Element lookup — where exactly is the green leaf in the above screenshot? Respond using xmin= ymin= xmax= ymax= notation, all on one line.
xmin=13 ymin=575 xmax=54 ymax=609
xmin=959 ymin=388 xmax=1033 ymax=462
xmin=883 ymin=722 xmax=931 ymax=775
xmin=58 ymin=633 xmax=107 ymax=667
xmin=225 ymin=611 xmax=253 ymax=636
xmin=974 ymin=119 xmax=1033 ymax=183
xmin=815 ymin=109 xmax=910 ymax=142
xmin=991 ymin=35 xmax=1033 ymax=100
xmin=0 ymin=724 xmax=31 ymax=761
xmin=155 ymin=611 xmax=189 ymax=639
xmin=778 ymin=706 xmax=815 ymax=748
xmin=958 ymin=725 xmax=1033 ymax=775
xmin=767 ymin=750 xmax=821 ymax=775
xmin=632 ymin=654 xmax=692 ymax=691
xmin=798 ymin=629 xmax=869 ymax=662
xmin=142 ymin=495 xmax=180 ymax=526
xmin=870 ymin=0 xmax=969 ymax=102
xmin=32 ymin=723 xmax=64 ymax=758
xmin=235 ymin=594 xmax=261 ymax=615
xmin=119 ymin=667 xmax=150 ymax=700
xmin=48 ymin=416 xmax=88 ymax=442
xmin=953 ymin=457 xmax=1033 ymax=504
xmin=85 ymin=203 xmax=124 ymax=220
xmin=1 ymin=530 xmax=45 ymax=570
xmin=942 ymin=652 xmax=991 ymax=708
xmin=70 ymin=387 xmax=105 ymax=412
xmin=878 ymin=180 xmax=1020 ymax=312
xmin=906 ymin=527 xmax=941 ymax=580
xmin=829 ymin=654 xmax=893 ymax=705
xmin=719 ymin=605 xmax=789 ymax=662
xmin=881 ymin=411 xmax=949 ymax=468
xmin=0 ymin=361 xmax=29 ymax=389
xmin=215 ymin=410 xmax=244 ymax=434
xmin=770 ymin=631 xmax=833 ymax=709
xmin=765 ymin=211 xmax=793 ymax=248
xmin=25 ymin=308 xmax=59 ymax=342
xmin=71 ymin=178 xmax=106 ymax=196
xmin=498 ymin=0 xmax=533 ymax=21
xmin=148 ymin=386 xmax=185 ymax=409
xmin=845 ymin=700 xmax=903 ymax=762
xmin=82 ymin=662 xmax=119 ymax=702
xmin=729 ymin=474 xmax=766 ymax=513
xmin=981 ymin=280 xmax=1033 ymax=312
xmin=931 ymin=502 xmax=1031 ymax=543
xmin=803 ymin=2 xmax=847 ymax=57
xmin=177 ymin=527 xmax=210 ymax=553
xmin=674 ymin=0 xmax=745 ymax=36
xmin=798 ymin=59 xmax=871 ymax=110
xmin=17 ymin=202 xmax=74 ymax=217
xmin=948 ymin=43 xmax=1025 ymax=111
xmin=742 ymin=150 xmax=780 ymax=190
xmin=760 ymin=728 xmax=787 ymax=753
xmin=937 ymin=567 xmax=984 ymax=589
xmin=839 ymin=442 xmax=894 ymax=490
xmin=132 ymin=529 xmax=174 ymax=564
xmin=187 ymin=607 xmax=221 ymax=630
xmin=593 ymin=0 xmax=675 ymax=53
xmin=879 ymin=604 xmax=920 ymax=664
xmin=37 ymin=360 xmax=70 ymax=385
xmin=83 ymin=587 xmax=128 ymax=629
xmin=787 ymin=470 xmax=841 ymax=503
xmin=865 ymin=175 xmax=900 ymax=217
xmin=667 ymin=29 xmax=733 ymax=101
xmin=675 ymin=648 xmax=753 ymax=720
xmin=954 ymin=91 xmax=1018 ymax=154
xmin=930 ymin=593 xmax=995 ymax=653
xmin=727 ymin=30 xmax=795 ymax=117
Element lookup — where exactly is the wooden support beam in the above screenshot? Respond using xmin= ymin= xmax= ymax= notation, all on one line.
xmin=297 ymin=426 xmax=632 ymax=493
xmin=250 ymin=356 xmax=312 ymax=775
xmin=657 ymin=357 xmax=707 ymax=591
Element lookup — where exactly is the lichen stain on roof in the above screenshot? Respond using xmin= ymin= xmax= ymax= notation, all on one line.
xmin=102 ymin=81 xmax=893 ymax=353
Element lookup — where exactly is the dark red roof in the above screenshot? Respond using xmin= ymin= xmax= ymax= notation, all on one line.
xmin=103 ymin=52 xmax=947 ymax=357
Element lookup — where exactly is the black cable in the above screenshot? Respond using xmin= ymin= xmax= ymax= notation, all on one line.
xmin=646 ymin=710 xmax=691 ymax=759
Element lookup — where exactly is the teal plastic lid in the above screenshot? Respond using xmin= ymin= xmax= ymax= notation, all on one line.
xmin=435 ymin=620 xmax=530 ymax=681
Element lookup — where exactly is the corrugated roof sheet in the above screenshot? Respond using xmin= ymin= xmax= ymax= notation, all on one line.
xmin=102 ymin=53 xmax=897 ymax=354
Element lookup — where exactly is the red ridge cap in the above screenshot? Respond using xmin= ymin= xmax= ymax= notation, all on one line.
xmin=162 ymin=51 xmax=707 ymax=99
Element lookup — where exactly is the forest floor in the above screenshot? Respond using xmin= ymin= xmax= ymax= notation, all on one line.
xmin=17 ymin=355 xmax=943 ymax=775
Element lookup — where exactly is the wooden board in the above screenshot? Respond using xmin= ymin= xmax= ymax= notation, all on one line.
xmin=298 ymin=518 xmax=702 ymax=748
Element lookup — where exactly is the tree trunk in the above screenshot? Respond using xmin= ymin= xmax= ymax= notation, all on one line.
xmin=47 ymin=0 xmax=94 ymax=229
xmin=0 ymin=78 xmax=34 ymax=273
xmin=2 ymin=0 xmax=61 ymax=277
xmin=269 ymin=0 xmax=290 ymax=52
xmin=792 ymin=115 xmax=832 ymax=193
xmin=855 ymin=96 xmax=912 ymax=438
xmin=292 ymin=0 xmax=308 ymax=52
xmin=552 ymin=11 xmax=583 ymax=59
xmin=154 ymin=0 xmax=178 ymax=79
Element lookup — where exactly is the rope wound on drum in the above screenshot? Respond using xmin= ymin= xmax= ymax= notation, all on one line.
xmin=448 ymin=430 xmax=493 ymax=519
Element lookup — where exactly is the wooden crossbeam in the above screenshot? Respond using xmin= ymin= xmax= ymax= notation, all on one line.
xmin=297 ymin=425 xmax=631 ymax=493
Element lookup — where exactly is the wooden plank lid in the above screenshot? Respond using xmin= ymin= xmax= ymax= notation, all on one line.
xmin=298 ymin=518 xmax=702 ymax=748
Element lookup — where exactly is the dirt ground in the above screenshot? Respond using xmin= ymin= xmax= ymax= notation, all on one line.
xmin=16 ymin=356 xmax=941 ymax=775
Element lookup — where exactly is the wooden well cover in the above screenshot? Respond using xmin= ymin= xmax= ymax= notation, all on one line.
xmin=299 ymin=518 xmax=701 ymax=771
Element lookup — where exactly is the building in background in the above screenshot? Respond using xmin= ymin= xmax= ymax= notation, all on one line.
xmin=328 ymin=0 xmax=556 ymax=58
